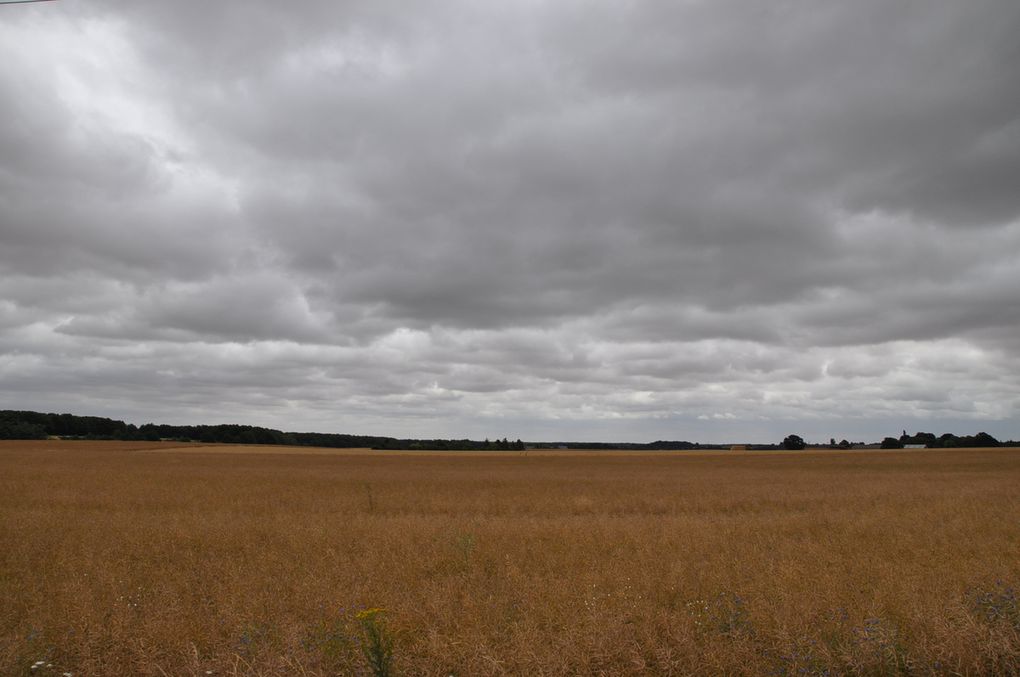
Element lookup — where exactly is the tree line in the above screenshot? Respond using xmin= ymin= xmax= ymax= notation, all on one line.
xmin=879 ymin=430 xmax=1009 ymax=449
xmin=3 ymin=409 xmax=1016 ymax=450
xmin=0 ymin=410 xmax=525 ymax=450
xmin=779 ymin=431 xmax=1016 ymax=450
xmin=0 ymin=410 xmax=720 ymax=450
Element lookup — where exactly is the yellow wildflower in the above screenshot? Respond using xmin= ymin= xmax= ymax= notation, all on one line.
xmin=356 ymin=607 xmax=386 ymax=620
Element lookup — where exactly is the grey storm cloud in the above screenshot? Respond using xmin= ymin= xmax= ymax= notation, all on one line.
xmin=1 ymin=0 xmax=1019 ymax=442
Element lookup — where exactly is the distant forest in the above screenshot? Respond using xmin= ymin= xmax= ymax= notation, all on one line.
xmin=0 ymin=409 xmax=712 ymax=450
xmin=0 ymin=410 xmax=1014 ymax=450
xmin=0 ymin=409 xmax=512 ymax=450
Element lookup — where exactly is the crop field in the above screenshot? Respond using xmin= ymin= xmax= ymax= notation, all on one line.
xmin=2 ymin=440 xmax=1019 ymax=676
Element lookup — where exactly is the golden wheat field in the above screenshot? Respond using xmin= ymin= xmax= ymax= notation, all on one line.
xmin=2 ymin=440 xmax=1019 ymax=676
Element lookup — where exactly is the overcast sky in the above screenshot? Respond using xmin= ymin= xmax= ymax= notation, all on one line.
xmin=2 ymin=0 xmax=1019 ymax=443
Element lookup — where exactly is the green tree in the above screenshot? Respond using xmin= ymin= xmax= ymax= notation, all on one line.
xmin=782 ymin=434 xmax=806 ymax=450
xmin=973 ymin=432 xmax=1000 ymax=447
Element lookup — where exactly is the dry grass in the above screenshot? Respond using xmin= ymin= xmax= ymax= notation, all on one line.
xmin=2 ymin=440 xmax=1019 ymax=676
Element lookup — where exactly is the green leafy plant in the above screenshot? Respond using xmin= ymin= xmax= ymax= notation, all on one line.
xmin=356 ymin=608 xmax=394 ymax=677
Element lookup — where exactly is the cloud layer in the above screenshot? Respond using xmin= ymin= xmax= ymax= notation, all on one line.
xmin=2 ymin=0 xmax=1019 ymax=441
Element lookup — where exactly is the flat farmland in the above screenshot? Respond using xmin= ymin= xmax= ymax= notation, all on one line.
xmin=2 ymin=441 xmax=1019 ymax=676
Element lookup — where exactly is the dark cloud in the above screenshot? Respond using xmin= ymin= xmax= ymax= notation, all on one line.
xmin=1 ymin=0 xmax=1018 ymax=441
